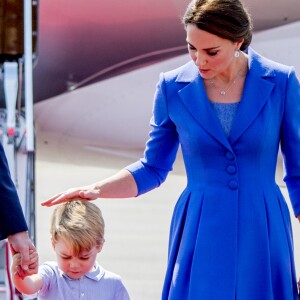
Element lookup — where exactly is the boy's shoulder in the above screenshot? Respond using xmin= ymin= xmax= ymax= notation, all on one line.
xmin=39 ymin=261 xmax=60 ymax=275
xmin=93 ymin=263 xmax=131 ymax=299
xmin=94 ymin=262 xmax=123 ymax=282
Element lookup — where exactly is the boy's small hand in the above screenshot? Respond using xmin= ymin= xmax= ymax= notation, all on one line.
xmin=13 ymin=250 xmax=39 ymax=279
xmin=15 ymin=264 xmax=26 ymax=279
xmin=27 ymin=249 xmax=39 ymax=274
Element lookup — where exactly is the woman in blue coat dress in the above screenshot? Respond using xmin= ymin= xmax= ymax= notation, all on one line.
xmin=42 ymin=0 xmax=300 ymax=298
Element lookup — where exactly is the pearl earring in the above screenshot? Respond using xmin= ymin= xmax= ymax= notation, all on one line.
xmin=234 ymin=50 xmax=240 ymax=58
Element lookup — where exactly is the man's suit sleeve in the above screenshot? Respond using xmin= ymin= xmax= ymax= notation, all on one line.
xmin=0 ymin=142 xmax=28 ymax=240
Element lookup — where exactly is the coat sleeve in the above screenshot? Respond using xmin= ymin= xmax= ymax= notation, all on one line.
xmin=281 ymin=67 xmax=300 ymax=216
xmin=0 ymin=142 xmax=28 ymax=240
xmin=126 ymin=73 xmax=179 ymax=196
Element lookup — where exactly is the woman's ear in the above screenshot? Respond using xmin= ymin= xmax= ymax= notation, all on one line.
xmin=236 ymin=39 xmax=244 ymax=51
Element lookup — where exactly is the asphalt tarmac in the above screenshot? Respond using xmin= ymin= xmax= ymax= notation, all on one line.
xmin=33 ymin=132 xmax=300 ymax=300
xmin=35 ymin=131 xmax=183 ymax=300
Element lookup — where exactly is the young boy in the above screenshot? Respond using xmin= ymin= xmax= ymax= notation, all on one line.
xmin=11 ymin=200 xmax=130 ymax=300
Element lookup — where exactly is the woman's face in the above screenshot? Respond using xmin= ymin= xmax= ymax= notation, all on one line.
xmin=186 ymin=24 xmax=241 ymax=79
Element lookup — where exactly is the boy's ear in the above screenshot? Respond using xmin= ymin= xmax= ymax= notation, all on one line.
xmin=51 ymin=238 xmax=55 ymax=250
xmin=97 ymin=240 xmax=105 ymax=253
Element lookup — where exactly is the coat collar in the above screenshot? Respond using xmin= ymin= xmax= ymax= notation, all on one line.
xmin=176 ymin=47 xmax=276 ymax=150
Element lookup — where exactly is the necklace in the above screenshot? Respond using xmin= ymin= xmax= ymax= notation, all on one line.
xmin=209 ymin=70 xmax=242 ymax=96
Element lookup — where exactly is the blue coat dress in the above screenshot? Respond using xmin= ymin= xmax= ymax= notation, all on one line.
xmin=126 ymin=47 xmax=300 ymax=299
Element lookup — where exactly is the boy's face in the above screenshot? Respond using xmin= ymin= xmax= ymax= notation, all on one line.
xmin=52 ymin=237 xmax=102 ymax=279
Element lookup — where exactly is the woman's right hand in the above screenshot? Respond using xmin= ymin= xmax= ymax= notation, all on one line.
xmin=42 ymin=170 xmax=138 ymax=207
xmin=41 ymin=184 xmax=100 ymax=207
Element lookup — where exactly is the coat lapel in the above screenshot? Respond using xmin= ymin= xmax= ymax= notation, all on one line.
xmin=176 ymin=48 xmax=276 ymax=149
xmin=229 ymin=48 xmax=275 ymax=144
xmin=177 ymin=63 xmax=233 ymax=151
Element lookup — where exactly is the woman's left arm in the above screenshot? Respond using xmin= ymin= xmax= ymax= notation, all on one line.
xmin=281 ymin=67 xmax=300 ymax=217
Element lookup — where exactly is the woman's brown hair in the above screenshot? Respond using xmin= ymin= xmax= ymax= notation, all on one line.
xmin=182 ymin=0 xmax=253 ymax=50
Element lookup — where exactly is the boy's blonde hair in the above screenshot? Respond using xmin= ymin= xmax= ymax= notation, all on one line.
xmin=50 ymin=200 xmax=105 ymax=255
